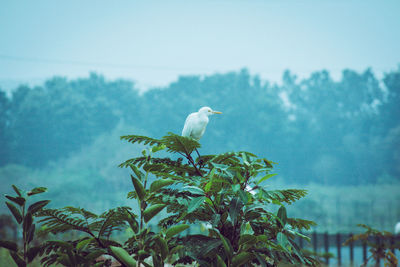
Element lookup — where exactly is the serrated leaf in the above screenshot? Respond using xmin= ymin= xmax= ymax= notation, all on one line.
xmin=110 ymin=246 xmax=137 ymax=267
xmin=165 ymin=224 xmax=189 ymax=239
xmin=257 ymin=173 xmax=277 ymax=185
xmin=5 ymin=195 xmax=25 ymax=206
xmin=6 ymin=201 xmax=22 ymax=224
xmin=131 ymin=175 xmax=146 ymax=200
xmin=150 ymin=179 xmax=174 ymax=193
xmin=143 ymin=204 xmax=166 ymax=223
xmin=0 ymin=240 xmax=18 ymax=251
xmin=188 ymin=196 xmax=205 ymax=213
xmin=27 ymin=200 xmax=50 ymax=214
xmin=27 ymin=187 xmax=47 ymax=196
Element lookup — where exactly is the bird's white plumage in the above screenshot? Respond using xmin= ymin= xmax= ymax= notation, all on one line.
xmin=182 ymin=106 xmax=221 ymax=140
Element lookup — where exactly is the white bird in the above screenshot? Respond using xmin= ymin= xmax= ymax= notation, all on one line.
xmin=395 ymin=222 xmax=400 ymax=234
xmin=182 ymin=106 xmax=222 ymax=140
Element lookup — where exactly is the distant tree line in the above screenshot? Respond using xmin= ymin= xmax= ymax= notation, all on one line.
xmin=0 ymin=68 xmax=399 ymax=185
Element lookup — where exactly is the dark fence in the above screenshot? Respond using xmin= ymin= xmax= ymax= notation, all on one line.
xmin=298 ymin=232 xmax=400 ymax=266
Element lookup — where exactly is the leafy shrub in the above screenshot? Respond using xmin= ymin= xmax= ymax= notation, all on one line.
xmin=1 ymin=133 xmax=318 ymax=266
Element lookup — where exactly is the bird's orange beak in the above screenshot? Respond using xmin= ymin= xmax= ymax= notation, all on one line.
xmin=212 ymin=111 xmax=222 ymax=114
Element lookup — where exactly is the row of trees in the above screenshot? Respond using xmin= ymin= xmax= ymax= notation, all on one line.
xmin=0 ymin=67 xmax=399 ymax=184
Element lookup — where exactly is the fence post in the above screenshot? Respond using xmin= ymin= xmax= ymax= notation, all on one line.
xmin=375 ymin=236 xmax=380 ymax=266
xmin=324 ymin=232 xmax=329 ymax=265
xmin=349 ymin=233 xmax=354 ymax=266
xmin=336 ymin=233 xmax=341 ymax=266
xmin=362 ymin=240 xmax=367 ymax=265
xmin=313 ymin=231 xmax=317 ymax=253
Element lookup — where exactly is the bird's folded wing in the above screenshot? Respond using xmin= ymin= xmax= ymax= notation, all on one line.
xmin=182 ymin=113 xmax=195 ymax=136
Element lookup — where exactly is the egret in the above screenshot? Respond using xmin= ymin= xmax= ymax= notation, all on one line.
xmin=182 ymin=106 xmax=222 ymax=140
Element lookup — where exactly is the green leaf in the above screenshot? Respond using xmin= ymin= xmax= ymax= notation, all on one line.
xmin=216 ymin=254 xmax=227 ymax=267
xmin=10 ymin=251 xmax=26 ymax=267
xmin=238 ymin=189 xmax=248 ymax=204
xmin=254 ymin=253 xmax=268 ymax=267
xmin=161 ymin=132 xmax=201 ymax=155
xmin=170 ymin=245 xmax=184 ymax=255
xmin=229 ymin=197 xmax=242 ymax=225
xmin=218 ymin=232 xmax=233 ymax=258
xmin=188 ymin=196 xmax=205 ymax=213
xmin=76 ymin=238 xmax=93 ymax=251
xmin=26 ymin=223 xmax=35 ymax=244
xmin=27 ymin=200 xmax=50 ymax=214
xmin=240 ymin=222 xmax=254 ymax=235
xmin=152 ymin=144 xmax=166 ymax=153
xmin=6 ymin=201 xmax=22 ymax=224
xmin=12 ymin=185 xmax=22 ymax=197
xmin=232 ymin=252 xmax=253 ymax=267
xmin=27 ymin=187 xmax=47 ymax=196
xmin=120 ymin=134 xmax=162 ymax=146
xmin=277 ymin=232 xmax=288 ymax=249
xmin=165 ymin=224 xmax=189 ymax=239
xmin=26 ymin=246 xmax=41 ymax=263
xmin=154 ymin=236 xmax=169 ymax=260
xmin=150 ymin=179 xmax=174 ymax=193
xmin=0 ymin=240 xmax=18 ymax=251
xmin=238 ymin=234 xmax=257 ymax=247
xmin=110 ymin=246 xmax=137 ymax=267
xmin=143 ymin=204 xmax=166 ymax=223
xmin=131 ymin=175 xmax=146 ymax=200
xmin=86 ymin=250 xmax=107 ymax=261
xmin=257 ymin=173 xmax=277 ymax=185
xmin=5 ymin=195 xmax=25 ymax=206
xmin=129 ymin=165 xmax=144 ymax=180
xmin=23 ymin=212 xmax=33 ymax=234
xmin=277 ymin=206 xmax=287 ymax=227
xmin=183 ymin=186 xmax=205 ymax=196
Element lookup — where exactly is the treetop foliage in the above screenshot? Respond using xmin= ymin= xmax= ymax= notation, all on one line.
xmin=0 ymin=67 xmax=399 ymax=186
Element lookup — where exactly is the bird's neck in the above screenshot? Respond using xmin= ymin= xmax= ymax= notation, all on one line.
xmin=199 ymin=113 xmax=209 ymax=121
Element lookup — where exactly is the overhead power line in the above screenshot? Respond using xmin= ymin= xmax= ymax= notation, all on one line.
xmin=0 ymin=54 xmax=215 ymax=72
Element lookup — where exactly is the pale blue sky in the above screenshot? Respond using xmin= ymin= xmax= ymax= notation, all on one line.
xmin=0 ymin=0 xmax=399 ymax=92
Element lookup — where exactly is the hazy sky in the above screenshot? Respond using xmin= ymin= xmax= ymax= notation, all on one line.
xmin=1 ymin=0 xmax=399 ymax=92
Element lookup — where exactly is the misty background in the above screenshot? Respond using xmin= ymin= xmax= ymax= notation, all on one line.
xmin=0 ymin=0 xmax=399 ymax=233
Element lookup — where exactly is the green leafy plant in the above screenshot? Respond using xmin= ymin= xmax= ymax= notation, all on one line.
xmin=344 ymin=224 xmax=399 ymax=267
xmin=2 ymin=132 xmax=318 ymax=266
xmin=119 ymin=132 xmax=318 ymax=266
xmin=0 ymin=185 xmax=50 ymax=267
